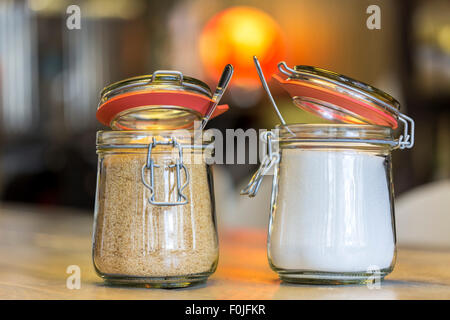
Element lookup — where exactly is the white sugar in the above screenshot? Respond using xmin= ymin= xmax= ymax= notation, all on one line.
xmin=269 ymin=149 xmax=395 ymax=272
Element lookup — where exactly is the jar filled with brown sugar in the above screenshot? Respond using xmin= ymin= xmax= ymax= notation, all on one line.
xmin=93 ymin=70 xmax=228 ymax=287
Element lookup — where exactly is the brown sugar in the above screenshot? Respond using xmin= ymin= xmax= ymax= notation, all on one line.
xmin=93 ymin=151 xmax=218 ymax=278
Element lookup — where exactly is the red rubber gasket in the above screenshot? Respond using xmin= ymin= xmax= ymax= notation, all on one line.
xmin=273 ymin=74 xmax=398 ymax=129
xmin=96 ymin=90 xmax=229 ymax=127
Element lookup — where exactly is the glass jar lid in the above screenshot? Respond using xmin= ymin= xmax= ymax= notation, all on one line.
xmin=97 ymin=70 xmax=229 ymax=130
xmin=273 ymin=62 xmax=400 ymax=129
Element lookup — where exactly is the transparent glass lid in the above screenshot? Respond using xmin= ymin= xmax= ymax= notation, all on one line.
xmin=109 ymin=106 xmax=202 ymax=131
xmin=100 ymin=71 xmax=212 ymax=103
xmin=97 ymin=71 xmax=216 ymax=130
xmin=274 ymin=63 xmax=401 ymax=129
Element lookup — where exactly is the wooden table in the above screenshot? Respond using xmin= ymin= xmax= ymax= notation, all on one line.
xmin=0 ymin=204 xmax=449 ymax=300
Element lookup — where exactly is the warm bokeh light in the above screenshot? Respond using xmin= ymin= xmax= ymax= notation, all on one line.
xmin=199 ymin=6 xmax=285 ymax=88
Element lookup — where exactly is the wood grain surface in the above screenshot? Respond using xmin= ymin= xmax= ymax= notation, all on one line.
xmin=0 ymin=204 xmax=449 ymax=300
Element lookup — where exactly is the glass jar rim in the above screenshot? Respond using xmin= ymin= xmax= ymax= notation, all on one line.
xmin=96 ymin=129 xmax=213 ymax=150
xmin=275 ymin=123 xmax=395 ymax=147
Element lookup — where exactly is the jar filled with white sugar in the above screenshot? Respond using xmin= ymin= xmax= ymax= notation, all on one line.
xmin=93 ymin=70 xmax=230 ymax=287
xmin=242 ymin=61 xmax=415 ymax=284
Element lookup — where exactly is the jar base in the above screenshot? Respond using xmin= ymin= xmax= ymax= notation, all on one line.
xmin=100 ymin=272 xmax=211 ymax=288
xmin=277 ymin=269 xmax=391 ymax=285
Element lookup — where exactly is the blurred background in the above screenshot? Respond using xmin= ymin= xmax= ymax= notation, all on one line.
xmin=0 ymin=0 xmax=449 ymax=246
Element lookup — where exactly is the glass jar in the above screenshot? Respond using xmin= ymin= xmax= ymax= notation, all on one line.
xmin=93 ymin=70 xmax=225 ymax=287
xmin=268 ymin=124 xmax=396 ymax=284
xmin=93 ymin=130 xmax=218 ymax=287
xmin=242 ymin=61 xmax=415 ymax=284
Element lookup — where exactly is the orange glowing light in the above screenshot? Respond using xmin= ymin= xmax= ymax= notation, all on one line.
xmin=199 ymin=6 xmax=285 ymax=88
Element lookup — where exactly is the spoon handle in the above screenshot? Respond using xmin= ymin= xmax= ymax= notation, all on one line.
xmin=253 ymin=56 xmax=287 ymax=126
xmin=253 ymin=56 xmax=293 ymax=135
xmin=201 ymin=64 xmax=234 ymax=130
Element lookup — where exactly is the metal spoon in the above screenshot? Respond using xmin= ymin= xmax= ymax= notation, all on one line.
xmin=253 ymin=56 xmax=291 ymax=130
xmin=201 ymin=64 xmax=234 ymax=130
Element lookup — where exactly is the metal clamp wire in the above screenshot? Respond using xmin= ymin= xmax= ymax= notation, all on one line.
xmin=141 ymin=137 xmax=190 ymax=206
xmin=241 ymin=131 xmax=279 ymax=197
xmin=151 ymin=70 xmax=184 ymax=84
